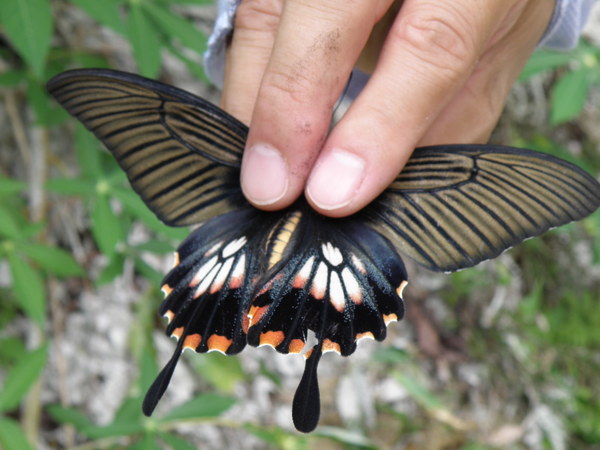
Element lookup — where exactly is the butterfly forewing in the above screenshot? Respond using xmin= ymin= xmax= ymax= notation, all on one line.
xmin=367 ymin=146 xmax=600 ymax=272
xmin=47 ymin=69 xmax=247 ymax=226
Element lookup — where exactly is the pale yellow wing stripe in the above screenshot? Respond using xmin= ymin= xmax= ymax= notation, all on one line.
xmin=369 ymin=146 xmax=600 ymax=272
xmin=47 ymin=70 xmax=246 ymax=226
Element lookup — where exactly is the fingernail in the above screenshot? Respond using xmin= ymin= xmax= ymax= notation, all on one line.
xmin=242 ymin=143 xmax=288 ymax=205
xmin=307 ymin=148 xmax=365 ymax=210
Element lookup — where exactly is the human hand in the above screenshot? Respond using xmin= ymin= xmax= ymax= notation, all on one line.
xmin=222 ymin=0 xmax=556 ymax=217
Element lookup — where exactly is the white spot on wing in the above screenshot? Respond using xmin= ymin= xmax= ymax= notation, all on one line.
xmin=230 ymin=253 xmax=246 ymax=286
xmin=329 ymin=272 xmax=345 ymax=312
xmin=322 ymin=242 xmax=343 ymax=266
xmin=341 ymin=267 xmax=362 ymax=303
xmin=351 ymin=254 xmax=366 ymax=273
xmin=171 ymin=252 xmax=180 ymax=268
xmin=210 ymin=256 xmax=235 ymax=293
xmin=311 ymin=262 xmax=328 ymax=299
xmin=195 ymin=262 xmax=221 ymax=297
xmin=397 ymin=280 xmax=408 ymax=298
xmin=293 ymin=255 xmax=315 ymax=288
xmin=190 ymin=255 xmax=218 ymax=287
xmin=298 ymin=255 xmax=315 ymax=279
xmin=204 ymin=241 xmax=223 ymax=257
xmin=222 ymin=236 xmax=247 ymax=258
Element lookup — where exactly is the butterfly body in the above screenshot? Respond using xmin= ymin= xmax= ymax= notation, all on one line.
xmin=47 ymin=69 xmax=600 ymax=433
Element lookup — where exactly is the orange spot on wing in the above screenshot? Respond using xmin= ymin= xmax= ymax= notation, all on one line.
xmin=242 ymin=313 xmax=250 ymax=334
xmin=163 ymin=310 xmax=175 ymax=323
xmin=229 ymin=272 xmax=244 ymax=289
xmin=183 ymin=333 xmax=202 ymax=351
xmin=259 ymin=330 xmax=285 ymax=348
xmin=171 ymin=326 xmax=184 ymax=340
xmin=322 ymin=339 xmax=341 ymax=354
xmin=161 ymin=284 xmax=173 ymax=297
xmin=288 ymin=338 xmax=305 ymax=354
xmin=207 ymin=334 xmax=233 ymax=353
xmin=383 ymin=313 xmax=398 ymax=325
xmin=356 ymin=331 xmax=375 ymax=340
xmin=172 ymin=252 xmax=180 ymax=268
xmin=248 ymin=305 xmax=269 ymax=327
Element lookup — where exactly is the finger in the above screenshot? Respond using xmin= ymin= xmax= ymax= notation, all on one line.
xmin=418 ymin=0 xmax=555 ymax=145
xmin=240 ymin=0 xmax=393 ymax=210
xmin=306 ymin=0 xmax=522 ymax=217
xmin=221 ymin=0 xmax=285 ymax=125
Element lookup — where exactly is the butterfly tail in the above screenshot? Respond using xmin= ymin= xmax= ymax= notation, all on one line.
xmin=292 ymin=345 xmax=323 ymax=433
xmin=143 ymin=340 xmax=183 ymax=416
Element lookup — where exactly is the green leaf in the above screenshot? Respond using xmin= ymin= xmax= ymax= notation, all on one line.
xmin=110 ymin=187 xmax=162 ymax=228
xmin=113 ymin=396 xmax=144 ymax=424
xmin=142 ymin=2 xmax=206 ymax=53
xmin=84 ymin=420 xmax=146 ymax=439
xmin=0 ymin=0 xmax=52 ymax=77
xmin=128 ymin=2 xmax=162 ymax=78
xmin=46 ymin=177 xmax=97 ymax=196
xmin=71 ymin=0 xmax=126 ymax=34
xmin=0 ymin=344 xmax=48 ymax=413
xmin=315 ymin=426 xmax=375 ymax=448
xmin=19 ymin=242 xmax=84 ymax=277
xmin=0 ymin=204 xmax=23 ymax=239
xmin=0 ymin=337 xmax=26 ymax=365
xmin=111 ymin=187 xmax=187 ymax=240
xmin=7 ymin=253 xmax=46 ymax=325
xmin=159 ymin=432 xmax=197 ymax=450
xmin=139 ymin=348 xmax=159 ymax=395
xmin=46 ymin=404 xmax=95 ymax=431
xmin=133 ymin=256 xmax=163 ymax=285
xmin=96 ymin=252 xmax=125 ymax=285
xmin=26 ymin=79 xmax=52 ymax=124
xmin=133 ymin=240 xmax=174 ymax=254
xmin=91 ymin=193 xmax=122 ymax=256
xmin=156 ymin=0 xmax=213 ymax=4
xmin=0 ymin=417 xmax=34 ymax=450
xmin=160 ymin=394 xmax=236 ymax=422
xmin=49 ymin=401 xmax=145 ymax=438
xmin=163 ymin=40 xmax=209 ymax=83
xmin=0 ymin=177 xmax=26 ymax=195
xmin=0 ymin=69 xmax=26 ymax=87
xmin=372 ymin=347 xmax=410 ymax=365
xmin=519 ymin=50 xmax=575 ymax=80
xmin=192 ymin=353 xmax=246 ymax=392
xmin=395 ymin=372 xmax=443 ymax=410
xmin=550 ymin=68 xmax=591 ymax=124
xmin=75 ymin=123 xmax=103 ymax=179
xmin=129 ymin=434 xmax=162 ymax=450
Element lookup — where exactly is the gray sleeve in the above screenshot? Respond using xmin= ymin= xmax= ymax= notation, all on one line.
xmin=203 ymin=0 xmax=240 ymax=89
xmin=538 ymin=0 xmax=596 ymax=50
xmin=203 ymin=0 xmax=596 ymax=88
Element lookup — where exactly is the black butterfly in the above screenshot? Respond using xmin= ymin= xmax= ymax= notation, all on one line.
xmin=47 ymin=69 xmax=600 ymax=433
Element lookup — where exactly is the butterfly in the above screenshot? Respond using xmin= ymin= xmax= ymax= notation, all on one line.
xmin=47 ymin=69 xmax=600 ymax=433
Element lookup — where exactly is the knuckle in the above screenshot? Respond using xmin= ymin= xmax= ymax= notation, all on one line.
xmin=261 ymin=65 xmax=315 ymax=105
xmin=235 ymin=0 xmax=283 ymax=31
xmin=393 ymin=8 xmax=475 ymax=79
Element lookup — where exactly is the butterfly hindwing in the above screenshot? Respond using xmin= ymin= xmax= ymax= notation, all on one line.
xmin=366 ymin=145 xmax=600 ymax=272
xmin=245 ymin=207 xmax=407 ymax=356
xmin=160 ymin=207 xmax=262 ymax=356
xmin=240 ymin=205 xmax=407 ymax=433
xmin=47 ymin=69 xmax=247 ymax=226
